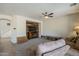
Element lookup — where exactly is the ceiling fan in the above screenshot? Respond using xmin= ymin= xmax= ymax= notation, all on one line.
xmin=70 ymin=3 xmax=77 ymax=7
xmin=42 ymin=12 xmax=54 ymax=19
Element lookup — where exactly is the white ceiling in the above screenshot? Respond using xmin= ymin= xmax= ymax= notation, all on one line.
xmin=0 ymin=3 xmax=79 ymax=20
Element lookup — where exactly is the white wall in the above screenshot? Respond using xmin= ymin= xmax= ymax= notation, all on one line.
xmin=0 ymin=15 xmax=43 ymax=43
xmin=14 ymin=15 xmax=26 ymax=37
xmin=14 ymin=15 xmax=43 ymax=37
xmin=0 ymin=15 xmax=12 ymax=38
xmin=42 ymin=13 xmax=79 ymax=37
xmin=1 ymin=13 xmax=79 ymax=43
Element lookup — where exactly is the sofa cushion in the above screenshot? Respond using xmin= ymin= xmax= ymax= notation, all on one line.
xmin=37 ymin=39 xmax=66 ymax=55
xmin=43 ymin=45 xmax=70 ymax=56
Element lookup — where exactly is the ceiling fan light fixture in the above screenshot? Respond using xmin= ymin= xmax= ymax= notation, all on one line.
xmin=70 ymin=3 xmax=77 ymax=7
xmin=42 ymin=12 xmax=53 ymax=19
xmin=44 ymin=16 xmax=48 ymax=19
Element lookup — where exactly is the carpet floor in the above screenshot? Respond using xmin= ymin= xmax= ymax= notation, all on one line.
xmin=16 ymin=38 xmax=79 ymax=56
xmin=0 ymin=38 xmax=16 ymax=56
xmin=0 ymin=38 xmax=79 ymax=56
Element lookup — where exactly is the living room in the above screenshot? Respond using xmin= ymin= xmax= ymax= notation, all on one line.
xmin=0 ymin=3 xmax=79 ymax=56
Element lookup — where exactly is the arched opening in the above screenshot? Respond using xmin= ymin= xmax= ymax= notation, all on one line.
xmin=0 ymin=18 xmax=11 ymax=39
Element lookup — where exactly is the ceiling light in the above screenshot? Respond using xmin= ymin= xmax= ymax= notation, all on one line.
xmin=44 ymin=16 xmax=48 ymax=19
xmin=74 ymin=26 xmax=79 ymax=32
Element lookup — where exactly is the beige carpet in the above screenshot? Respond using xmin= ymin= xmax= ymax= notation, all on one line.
xmin=0 ymin=38 xmax=79 ymax=56
xmin=16 ymin=38 xmax=79 ymax=56
xmin=16 ymin=38 xmax=50 ymax=56
xmin=66 ymin=48 xmax=79 ymax=56
xmin=0 ymin=38 xmax=16 ymax=56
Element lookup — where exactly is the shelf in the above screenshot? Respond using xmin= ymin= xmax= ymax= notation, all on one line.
xmin=26 ymin=21 xmax=39 ymax=39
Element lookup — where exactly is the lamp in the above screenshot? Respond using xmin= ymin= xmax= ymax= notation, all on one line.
xmin=71 ymin=26 xmax=79 ymax=43
xmin=74 ymin=26 xmax=79 ymax=36
xmin=44 ymin=16 xmax=48 ymax=19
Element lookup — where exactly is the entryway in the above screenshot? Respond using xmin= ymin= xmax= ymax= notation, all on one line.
xmin=0 ymin=18 xmax=16 ymax=56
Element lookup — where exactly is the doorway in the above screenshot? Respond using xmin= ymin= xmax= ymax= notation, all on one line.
xmin=0 ymin=19 xmax=11 ymax=39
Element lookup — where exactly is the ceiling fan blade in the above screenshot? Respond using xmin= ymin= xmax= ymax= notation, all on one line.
xmin=49 ymin=16 xmax=53 ymax=17
xmin=70 ymin=3 xmax=77 ymax=6
xmin=42 ymin=12 xmax=53 ymax=18
xmin=48 ymin=13 xmax=53 ymax=16
xmin=42 ymin=13 xmax=46 ymax=16
xmin=45 ymin=12 xmax=47 ymax=14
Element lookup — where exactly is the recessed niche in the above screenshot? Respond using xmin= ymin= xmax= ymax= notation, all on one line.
xmin=26 ymin=21 xmax=39 ymax=39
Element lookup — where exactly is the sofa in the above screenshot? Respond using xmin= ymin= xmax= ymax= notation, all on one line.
xmin=36 ymin=39 xmax=70 ymax=56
